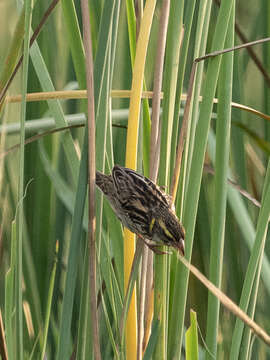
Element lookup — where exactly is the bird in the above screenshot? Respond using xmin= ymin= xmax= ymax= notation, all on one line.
xmin=95 ymin=165 xmax=185 ymax=255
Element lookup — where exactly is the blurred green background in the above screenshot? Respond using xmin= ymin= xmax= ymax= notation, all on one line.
xmin=1 ymin=0 xmax=270 ymax=359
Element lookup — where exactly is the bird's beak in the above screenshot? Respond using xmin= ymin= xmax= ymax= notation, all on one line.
xmin=176 ymin=238 xmax=185 ymax=256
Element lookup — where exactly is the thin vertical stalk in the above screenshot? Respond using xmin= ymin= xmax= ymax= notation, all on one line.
xmin=126 ymin=0 xmax=152 ymax=176
xmin=62 ymin=0 xmax=86 ymax=88
xmin=239 ymin=261 xmax=262 ymax=360
xmin=80 ymin=0 xmax=101 ymax=358
xmin=149 ymin=0 xmax=170 ymax=180
xmin=159 ymin=0 xmax=184 ymax=185
xmin=5 ymin=221 xmax=16 ymax=359
xmin=126 ymin=4 xmax=153 ymax=354
xmin=205 ymin=3 xmax=234 ymax=358
xmin=170 ymin=62 xmax=196 ymax=202
xmin=154 ymin=1 xmax=184 ymax=358
xmin=139 ymin=0 xmax=170 ymax=356
xmin=124 ymin=1 xmax=157 ymax=358
xmin=56 ymin=2 xmax=114 ymax=358
xmin=230 ymin=158 xmax=270 ymax=359
xmin=16 ymin=1 xmax=33 ymax=358
xmin=263 ymin=0 xmax=270 ymax=143
xmin=184 ymin=0 xmax=212 ymax=189
xmin=170 ymin=0 xmax=234 ymax=356
xmin=137 ymin=248 xmax=148 ymax=360
xmin=0 ymin=311 xmax=8 ymax=360
xmin=240 ymin=146 xmax=270 ymax=356
xmin=169 ymin=0 xmax=197 ymax=179
xmin=169 ymin=2 xmax=211 ymax=350
xmin=40 ymin=246 xmax=58 ymax=360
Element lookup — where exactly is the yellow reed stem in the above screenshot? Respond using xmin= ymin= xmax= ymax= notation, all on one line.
xmin=124 ymin=0 xmax=157 ymax=358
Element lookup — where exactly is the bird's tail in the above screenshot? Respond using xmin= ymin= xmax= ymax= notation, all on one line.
xmin=95 ymin=171 xmax=113 ymax=196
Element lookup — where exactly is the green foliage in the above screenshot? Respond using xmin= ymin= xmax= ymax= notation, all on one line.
xmin=186 ymin=310 xmax=199 ymax=360
xmin=1 ymin=0 xmax=270 ymax=359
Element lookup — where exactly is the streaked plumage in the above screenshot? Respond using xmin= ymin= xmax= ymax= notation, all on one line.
xmin=96 ymin=165 xmax=185 ymax=255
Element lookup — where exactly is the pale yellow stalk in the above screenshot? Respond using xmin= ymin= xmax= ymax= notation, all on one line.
xmin=124 ymin=0 xmax=157 ymax=358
